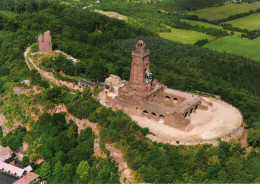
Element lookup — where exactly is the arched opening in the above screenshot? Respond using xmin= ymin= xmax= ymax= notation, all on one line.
xmin=195 ymin=104 xmax=199 ymax=111
xmin=190 ymin=108 xmax=193 ymax=115
xmin=173 ymin=97 xmax=178 ymax=101
xmin=159 ymin=115 xmax=164 ymax=123
xmin=184 ymin=112 xmax=188 ymax=118
xmin=165 ymin=96 xmax=170 ymax=100
xmin=151 ymin=112 xmax=156 ymax=117
xmin=143 ymin=110 xmax=148 ymax=115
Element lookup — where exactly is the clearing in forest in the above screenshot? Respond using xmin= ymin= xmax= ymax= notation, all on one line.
xmin=159 ymin=28 xmax=215 ymax=44
xmin=94 ymin=9 xmax=128 ymax=21
xmin=187 ymin=2 xmax=260 ymax=21
xmin=203 ymin=36 xmax=260 ymax=62
xmin=226 ymin=13 xmax=260 ymax=31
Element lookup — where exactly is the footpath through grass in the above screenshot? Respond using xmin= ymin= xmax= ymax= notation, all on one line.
xmin=203 ymin=36 xmax=260 ymax=62
xmin=159 ymin=28 xmax=215 ymax=44
xmin=187 ymin=3 xmax=260 ymax=21
xmin=226 ymin=13 xmax=260 ymax=31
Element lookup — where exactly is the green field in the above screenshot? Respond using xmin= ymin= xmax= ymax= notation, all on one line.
xmin=159 ymin=28 xmax=215 ymax=44
xmin=226 ymin=13 xmax=260 ymax=31
xmin=181 ymin=19 xmax=224 ymax=29
xmin=204 ymin=36 xmax=260 ymax=62
xmin=188 ymin=3 xmax=260 ymax=21
xmin=181 ymin=19 xmax=241 ymax=35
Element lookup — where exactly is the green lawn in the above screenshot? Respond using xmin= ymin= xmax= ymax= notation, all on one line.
xmin=187 ymin=3 xmax=260 ymax=21
xmin=226 ymin=13 xmax=260 ymax=31
xmin=0 ymin=11 xmax=17 ymax=18
xmin=159 ymin=28 xmax=215 ymax=44
xmin=204 ymin=36 xmax=260 ymax=62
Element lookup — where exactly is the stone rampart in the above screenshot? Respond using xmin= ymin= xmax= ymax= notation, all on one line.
xmin=147 ymin=126 xmax=244 ymax=146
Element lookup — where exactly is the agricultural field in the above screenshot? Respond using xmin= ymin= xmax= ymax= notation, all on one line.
xmin=181 ymin=19 xmax=241 ymax=35
xmin=187 ymin=2 xmax=260 ymax=20
xmin=203 ymin=36 xmax=260 ymax=62
xmin=226 ymin=13 xmax=260 ymax=31
xmin=159 ymin=28 xmax=215 ymax=44
xmin=181 ymin=19 xmax=224 ymax=29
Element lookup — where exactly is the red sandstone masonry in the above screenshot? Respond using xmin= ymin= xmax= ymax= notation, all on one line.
xmin=147 ymin=126 xmax=244 ymax=147
xmin=38 ymin=31 xmax=52 ymax=52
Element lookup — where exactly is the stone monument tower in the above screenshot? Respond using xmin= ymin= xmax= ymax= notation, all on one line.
xmin=116 ymin=38 xmax=164 ymax=105
xmin=127 ymin=38 xmax=153 ymax=92
xmin=106 ymin=37 xmax=205 ymax=130
xmin=38 ymin=30 xmax=52 ymax=52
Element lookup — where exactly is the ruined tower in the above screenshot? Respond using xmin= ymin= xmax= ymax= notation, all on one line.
xmin=127 ymin=38 xmax=153 ymax=92
xmin=38 ymin=30 xmax=52 ymax=52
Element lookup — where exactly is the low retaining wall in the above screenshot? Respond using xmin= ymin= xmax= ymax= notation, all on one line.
xmin=147 ymin=124 xmax=244 ymax=146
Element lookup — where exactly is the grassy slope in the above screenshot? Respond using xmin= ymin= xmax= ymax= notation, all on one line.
xmin=226 ymin=13 xmax=260 ymax=31
xmin=159 ymin=28 xmax=215 ymax=44
xmin=203 ymin=36 xmax=260 ymax=62
xmin=187 ymin=3 xmax=260 ymax=20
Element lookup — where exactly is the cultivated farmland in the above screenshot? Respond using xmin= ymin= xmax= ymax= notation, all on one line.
xmin=226 ymin=13 xmax=260 ymax=31
xmin=159 ymin=28 xmax=215 ymax=44
xmin=204 ymin=36 xmax=260 ymax=62
xmin=187 ymin=3 xmax=260 ymax=21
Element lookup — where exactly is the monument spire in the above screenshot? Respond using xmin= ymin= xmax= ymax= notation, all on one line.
xmin=127 ymin=37 xmax=152 ymax=92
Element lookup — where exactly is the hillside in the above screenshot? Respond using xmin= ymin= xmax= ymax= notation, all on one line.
xmin=93 ymin=0 xmax=260 ymax=62
xmin=0 ymin=1 xmax=259 ymax=183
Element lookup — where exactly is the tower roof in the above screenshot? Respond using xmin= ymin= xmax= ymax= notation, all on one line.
xmin=136 ymin=39 xmax=146 ymax=49
xmin=135 ymin=38 xmax=147 ymax=54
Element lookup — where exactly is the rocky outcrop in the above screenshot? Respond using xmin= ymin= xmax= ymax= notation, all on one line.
xmin=0 ymin=114 xmax=22 ymax=136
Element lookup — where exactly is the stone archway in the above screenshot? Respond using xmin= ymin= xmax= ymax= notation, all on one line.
xmin=190 ymin=108 xmax=193 ymax=115
xmin=159 ymin=114 xmax=164 ymax=123
xmin=173 ymin=97 xmax=178 ymax=103
xmin=195 ymin=104 xmax=199 ymax=111
xmin=151 ymin=112 xmax=156 ymax=118
xmin=143 ymin=110 xmax=148 ymax=115
xmin=165 ymin=96 xmax=170 ymax=100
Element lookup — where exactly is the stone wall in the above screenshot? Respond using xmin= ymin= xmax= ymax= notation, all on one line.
xmin=147 ymin=125 xmax=244 ymax=146
xmin=147 ymin=99 xmax=244 ymax=146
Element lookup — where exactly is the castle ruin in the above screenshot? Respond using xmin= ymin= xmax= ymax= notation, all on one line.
xmin=38 ymin=30 xmax=52 ymax=52
xmin=106 ymin=38 xmax=209 ymax=131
